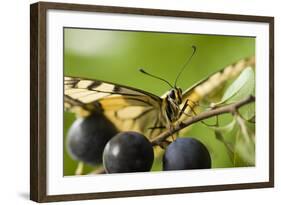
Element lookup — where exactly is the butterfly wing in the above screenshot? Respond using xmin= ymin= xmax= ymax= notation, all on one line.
xmin=180 ymin=56 xmax=256 ymax=113
xmin=64 ymin=76 xmax=165 ymax=138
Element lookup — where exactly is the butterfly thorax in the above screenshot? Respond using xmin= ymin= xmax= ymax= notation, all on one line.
xmin=162 ymin=87 xmax=183 ymax=125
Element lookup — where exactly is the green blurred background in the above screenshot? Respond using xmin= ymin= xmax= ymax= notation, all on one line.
xmin=63 ymin=28 xmax=255 ymax=176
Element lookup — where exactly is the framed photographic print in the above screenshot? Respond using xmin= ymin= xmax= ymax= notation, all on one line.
xmin=30 ymin=1 xmax=274 ymax=202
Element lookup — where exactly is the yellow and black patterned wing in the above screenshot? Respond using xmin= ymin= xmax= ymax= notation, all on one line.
xmin=180 ymin=56 xmax=255 ymax=114
xmin=64 ymin=76 xmax=165 ymax=138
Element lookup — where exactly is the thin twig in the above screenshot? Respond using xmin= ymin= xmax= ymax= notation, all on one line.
xmin=151 ymin=95 xmax=255 ymax=145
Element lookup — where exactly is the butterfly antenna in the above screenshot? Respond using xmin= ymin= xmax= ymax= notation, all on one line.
xmin=174 ymin=45 xmax=197 ymax=87
xmin=139 ymin=68 xmax=173 ymax=88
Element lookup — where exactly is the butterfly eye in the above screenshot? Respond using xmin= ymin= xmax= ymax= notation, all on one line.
xmin=168 ymin=90 xmax=176 ymax=99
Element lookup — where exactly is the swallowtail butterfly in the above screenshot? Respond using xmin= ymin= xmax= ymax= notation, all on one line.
xmin=64 ymin=53 xmax=255 ymax=140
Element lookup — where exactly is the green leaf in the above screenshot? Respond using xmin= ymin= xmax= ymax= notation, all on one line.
xmin=208 ymin=115 xmax=255 ymax=167
xmin=214 ymin=130 xmax=234 ymax=165
xmin=233 ymin=116 xmax=255 ymax=166
xmin=239 ymin=102 xmax=255 ymax=121
xmin=217 ymin=67 xmax=255 ymax=105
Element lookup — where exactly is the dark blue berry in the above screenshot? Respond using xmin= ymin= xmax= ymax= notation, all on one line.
xmin=163 ymin=137 xmax=211 ymax=170
xmin=67 ymin=113 xmax=118 ymax=166
xmin=103 ymin=131 xmax=154 ymax=173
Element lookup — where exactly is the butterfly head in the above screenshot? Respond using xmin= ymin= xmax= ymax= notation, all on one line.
xmin=167 ymin=87 xmax=182 ymax=105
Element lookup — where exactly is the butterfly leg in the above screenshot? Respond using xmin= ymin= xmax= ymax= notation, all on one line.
xmin=180 ymin=98 xmax=219 ymax=127
xmin=179 ymin=99 xmax=190 ymax=118
xmin=179 ymin=99 xmax=194 ymax=118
